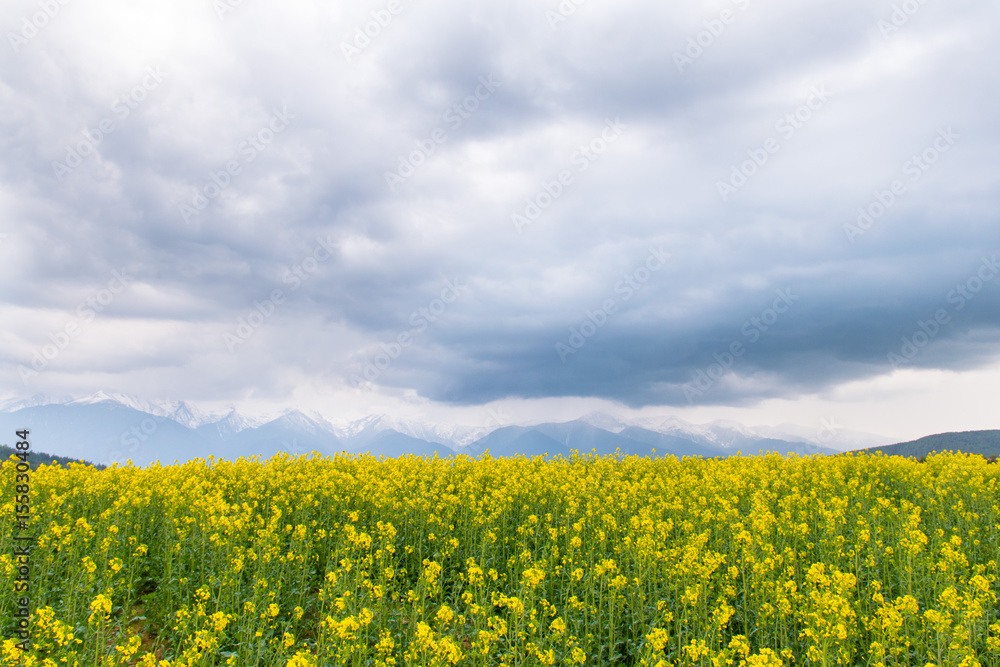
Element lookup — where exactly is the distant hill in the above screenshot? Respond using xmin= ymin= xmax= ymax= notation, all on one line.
xmin=0 ymin=394 xmax=877 ymax=465
xmin=862 ymin=430 xmax=1000 ymax=459
xmin=1 ymin=444 xmax=105 ymax=471
xmin=457 ymin=420 xmax=830 ymax=459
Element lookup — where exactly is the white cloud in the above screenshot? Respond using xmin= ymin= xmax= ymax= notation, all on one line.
xmin=1 ymin=0 xmax=999 ymax=438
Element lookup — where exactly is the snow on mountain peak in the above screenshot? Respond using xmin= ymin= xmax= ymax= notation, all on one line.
xmin=273 ymin=409 xmax=335 ymax=434
xmin=52 ymin=391 xmax=226 ymax=429
xmin=211 ymin=409 xmax=267 ymax=433
xmin=67 ymin=390 xmax=121 ymax=406
xmin=0 ymin=392 xmax=68 ymax=412
xmin=323 ymin=414 xmax=497 ymax=448
xmin=578 ymin=411 xmax=628 ymax=433
xmin=0 ymin=393 xmax=895 ymax=454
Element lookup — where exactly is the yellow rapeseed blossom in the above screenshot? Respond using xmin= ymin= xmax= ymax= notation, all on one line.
xmin=88 ymin=594 xmax=112 ymax=625
xmin=2 ymin=449 xmax=998 ymax=666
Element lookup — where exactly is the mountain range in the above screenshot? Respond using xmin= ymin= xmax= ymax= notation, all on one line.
xmin=0 ymin=392 xmax=901 ymax=466
xmin=860 ymin=430 xmax=1000 ymax=460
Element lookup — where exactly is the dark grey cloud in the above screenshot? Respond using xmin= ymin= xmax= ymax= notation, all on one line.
xmin=1 ymin=0 xmax=999 ymax=418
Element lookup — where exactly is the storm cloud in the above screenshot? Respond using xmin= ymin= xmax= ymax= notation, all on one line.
xmin=2 ymin=0 xmax=998 ymax=432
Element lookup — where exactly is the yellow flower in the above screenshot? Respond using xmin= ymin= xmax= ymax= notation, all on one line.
xmin=522 ymin=567 xmax=545 ymax=587
xmin=746 ymin=648 xmax=784 ymax=667
xmin=646 ymin=628 xmax=670 ymax=652
xmin=115 ymin=635 xmax=142 ymax=661
xmin=210 ymin=611 xmax=229 ymax=633
xmin=88 ymin=594 xmax=112 ymax=624
xmin=286 ymin=650 xmax=316 ymax=667
xmin=435 ymin=605 xmax=454 ymax=627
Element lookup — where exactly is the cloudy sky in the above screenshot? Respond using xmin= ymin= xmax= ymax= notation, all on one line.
xmin=2 ymin=0 xmax=998 ymax=441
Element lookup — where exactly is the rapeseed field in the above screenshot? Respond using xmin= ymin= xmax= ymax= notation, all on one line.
xmin=1 ymin=451 xmax=997 ymax=666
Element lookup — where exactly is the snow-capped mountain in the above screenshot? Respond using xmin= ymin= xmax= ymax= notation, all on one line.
xmin=329 ymin=414 xmax=489 ymax=448
xmin=8 ymin=391 xmax=233 ymax=429
xmin=0 ymin=392 xmax=74 ymax=412
xmin=753 ymin=423 xmax=894 ymax=451
xmin=578 ymin=412 xmax=893 ymax=452
xmin=576 ymin=411 xmax=630 ymax=433
xmin=0 ymin=393 xmax=895 ymax=466
xmin=197 ymin=408 xmax=269 ymax=437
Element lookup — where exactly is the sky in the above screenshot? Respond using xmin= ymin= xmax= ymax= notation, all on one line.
xmin=1 ymin=0 xmax=998 ymax=442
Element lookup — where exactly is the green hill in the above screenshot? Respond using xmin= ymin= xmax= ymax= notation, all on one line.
xmin=861 ymin=430 xmax=1000 ymax=460
xmin=1 ymin=444 xmax=105 ymax=471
